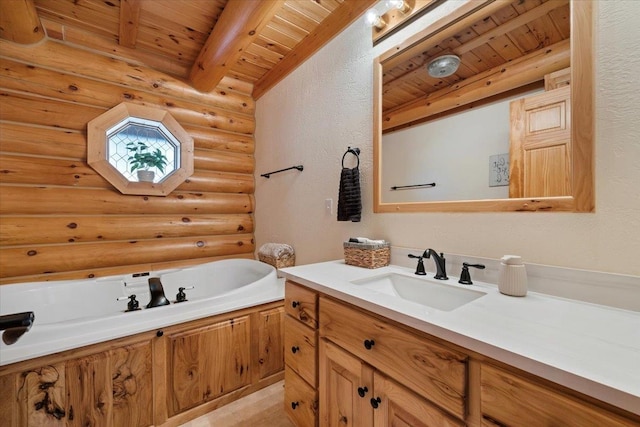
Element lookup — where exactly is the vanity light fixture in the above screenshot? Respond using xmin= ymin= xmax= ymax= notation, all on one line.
xmin=427 ymin=54 xmax=461 ymax=78
xmin=365 ymin=0 xmax=413 ymax=29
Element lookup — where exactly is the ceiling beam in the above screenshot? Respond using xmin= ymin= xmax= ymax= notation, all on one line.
xmin=382 ymin=39 xmax=570 ymax=131
xmin=119 ymin=0 xmax=142 ymax=48
xmin=0 ymin=0 xmax=45 ymax=44
xmin=190 ymin=0 xmax=284 ymax=93
xmin=252 ymin=0 xmax=378 ymax=100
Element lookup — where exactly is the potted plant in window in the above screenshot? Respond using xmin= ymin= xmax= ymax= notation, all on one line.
xmin=126 ymin=141 xmax=168 ymax=183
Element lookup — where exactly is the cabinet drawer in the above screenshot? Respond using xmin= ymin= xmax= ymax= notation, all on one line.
xmin=285 ymin=281 xmax=318 ymax=329
xmin=285 ymin=368 xmax=318 ymax=427
xmin=481 ymin=364 xmax=639 ymax=426
xmin=319 ymin=297 xmax=467 ymax=420
xmin=285 ymin=315 xmax=317 ymax=387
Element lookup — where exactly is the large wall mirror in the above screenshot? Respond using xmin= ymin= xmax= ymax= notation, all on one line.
xmin=373 ymin=0 xmax=594 ymax=213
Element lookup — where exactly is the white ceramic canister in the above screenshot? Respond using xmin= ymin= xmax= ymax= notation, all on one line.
xmin=498 ymin=255 xmax=528 ymax=296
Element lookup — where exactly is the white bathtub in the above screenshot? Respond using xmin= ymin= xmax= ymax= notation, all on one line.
xmin=0 ymin=259 xmax=283 ymax=366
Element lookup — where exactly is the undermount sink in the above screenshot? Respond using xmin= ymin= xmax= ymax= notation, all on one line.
xmin=351 ymin=273 xmax=486 ymax=311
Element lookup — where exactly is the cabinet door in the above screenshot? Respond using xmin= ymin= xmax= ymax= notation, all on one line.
xmin=15 ymin=363 xmax=67 ymax=426
xmin=168 ymin=315 xmax=251 ymax=415
xmin=319 ymin=339 xmax=373 ymax=427
xmin=509 ymin=86 xmax=571 ymax=198
xmin=109 ymin=341 xmax=153 ymax=427
xmin=256 ymin=306 xmax=285 ymax=380
xmin=371 ymin=372 xmax=464 ymax=427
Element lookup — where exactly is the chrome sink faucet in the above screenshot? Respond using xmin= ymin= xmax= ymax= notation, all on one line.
xmin=425 ymin=249 xmax=448 ymax=280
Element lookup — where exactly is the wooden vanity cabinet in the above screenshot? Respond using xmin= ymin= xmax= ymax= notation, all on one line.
xmin=319 ymin=296 xmax=468 ymax=421
xmin=284 ymin=280 xmax=319 ymax=426
xmin=284 ymin=281 xmax=640 ymax=427
xmin=480 ymin=364 xmax=639 ymax=427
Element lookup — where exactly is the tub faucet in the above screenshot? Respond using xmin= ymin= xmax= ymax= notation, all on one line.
xmin=0 ymin=311 xmax=35 ymax=345
xmin=147 ymin=277 xmax=171 ymax=308
xmin=425 ymin=249 xmax=448 ymax=280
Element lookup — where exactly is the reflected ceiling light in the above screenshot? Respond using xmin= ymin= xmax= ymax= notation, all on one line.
xmin=427 ymin=55 xmax=461 ymax=78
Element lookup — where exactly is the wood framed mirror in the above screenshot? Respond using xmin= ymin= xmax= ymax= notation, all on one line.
xmin=373 ymin=0 xmax=593 ymax=213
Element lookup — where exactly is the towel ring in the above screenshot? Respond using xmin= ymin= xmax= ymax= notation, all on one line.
xmin=342 ymin=147 xmax=360 ymax=168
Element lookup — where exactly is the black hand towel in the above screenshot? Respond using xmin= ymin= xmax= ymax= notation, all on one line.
xmin=337 ymin=166 xmax=361 ymax=222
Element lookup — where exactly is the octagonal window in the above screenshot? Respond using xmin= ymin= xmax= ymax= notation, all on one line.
xmin=88 ymin=103 xmax=193 ymax=196
xmin=107 ymin=117 xmax=180 ymax=183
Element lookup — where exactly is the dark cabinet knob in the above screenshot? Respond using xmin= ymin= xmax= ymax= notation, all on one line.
xmin=156 ymin=330 xmax=163 ymax=337
xmin=370 ymin=397 xmax=381 ymax=409
xmin=363 ymin=339 xmax=375 ymax=350
xmin=357 ymin=386 xmax=368 ymax=398
xmin=292 ymin=301 xmax=300 ymax=308
xmin=291 ymin=346 xmax=300 ymax=354
xmin=291 ymin=401 xmax=299 ymax=410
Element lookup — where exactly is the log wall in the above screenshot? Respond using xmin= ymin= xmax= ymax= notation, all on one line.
xmin=0 ymin=39 xmax=256 ymax=284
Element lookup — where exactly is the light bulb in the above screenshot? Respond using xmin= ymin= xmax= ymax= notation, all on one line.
xmin=365 ymin=9 xmax=386 ymax=29
xmin=385 ymin=0 xmax=411 ymax=14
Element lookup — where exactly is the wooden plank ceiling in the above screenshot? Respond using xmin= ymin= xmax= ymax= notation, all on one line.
xmin=381 ymin=0 xmax=571 ymax=131
xmin=1 ymin=0 xmax=376 ymax=99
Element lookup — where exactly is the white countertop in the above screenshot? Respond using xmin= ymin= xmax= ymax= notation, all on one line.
xmin=280 ymin=261 xmax=640 ymax=415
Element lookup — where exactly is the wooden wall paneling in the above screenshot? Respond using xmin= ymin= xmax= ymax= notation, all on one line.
xmin=0 ymin=84 xmax=253 ymax=136
xmin=0 ymin=91 xmax=107 ymax=130
xmin=0 ymin=214 xmax=254 ymax=246
xmin=0 ymin=234 xmax=255 ymax=279
xmin=180 ymin=170 xmax=255 ymax=194
xmin=194 ymin=150 xmax=255 ymax=174
xmin=184 ymin=126 xmax=254 ymax=154
xmin=0 ymin=154 xmax=254 ymax=193
xmin=0 ymin=36 xmax=257 ymax=284
xmin=0 ymin=57 xmax=255 ymax=116
xmin=0 ymin=39 xmax=252 ymax=109
xmin=0 ymin=123 xmax=86 ymax=159
xmin=0 ymin=187 xmax=254 ymax=215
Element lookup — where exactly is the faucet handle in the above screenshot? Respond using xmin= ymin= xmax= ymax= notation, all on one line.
xmin=176 ymin=286 xmax=194 ymax=303
xmin=117 ymin=294 xmax=140 ymax=311
xmin=408 ymin=253 xmax=427 ymax=275
xmin=458 ymin=263 xmax=486 ymax=285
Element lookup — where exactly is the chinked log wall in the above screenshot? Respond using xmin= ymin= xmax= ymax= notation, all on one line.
xmin=0 ymin=39 xmax=257 ymax=284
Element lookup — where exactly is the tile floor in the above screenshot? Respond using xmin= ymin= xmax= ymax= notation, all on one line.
xmin=179 ymin=381 xmax=294 ymax=427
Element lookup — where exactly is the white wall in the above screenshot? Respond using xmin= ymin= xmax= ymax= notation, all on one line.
xmin=255 ymin=0 xmax=640 ymax=276
xmin=382 ymin=90 xmax=541 ymax=203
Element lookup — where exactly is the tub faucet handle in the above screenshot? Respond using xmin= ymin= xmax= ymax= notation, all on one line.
xmin=117 ymin=295 xmax=140 ymax=312
xmin=176 ymin=286 xmax=194 ymax=303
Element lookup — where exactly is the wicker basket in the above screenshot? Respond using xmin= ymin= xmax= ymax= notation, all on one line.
xmin=344 ymin=241 xmax=390 ymax=269
xmin=258 ymin=252 xmax=295 ymax=269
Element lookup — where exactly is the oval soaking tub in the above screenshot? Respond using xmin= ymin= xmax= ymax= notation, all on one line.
xmin=0 ymin=259 xmax=283 ymax=366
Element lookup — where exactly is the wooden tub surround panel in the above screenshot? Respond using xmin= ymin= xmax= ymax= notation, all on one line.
xmin=0 ymin=39 xmax=257 ymax=284
xmin=0 ymin=301 xmax=285 ymax=427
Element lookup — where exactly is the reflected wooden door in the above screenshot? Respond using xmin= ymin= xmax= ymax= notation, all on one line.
xmin=509 ymin=86 xmax=571 ymax=198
